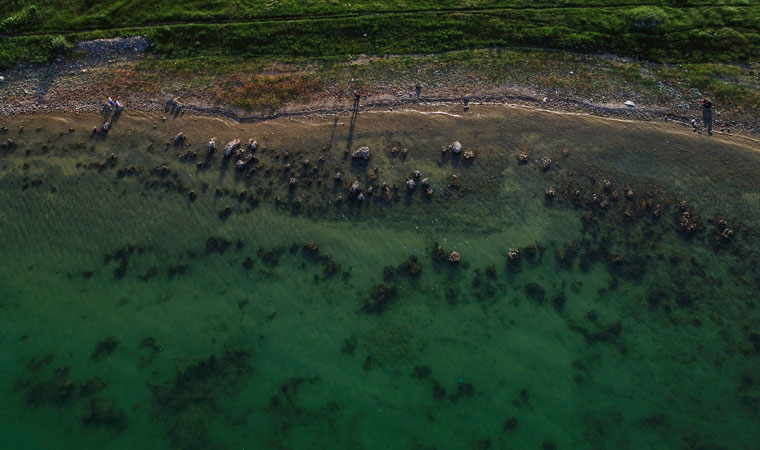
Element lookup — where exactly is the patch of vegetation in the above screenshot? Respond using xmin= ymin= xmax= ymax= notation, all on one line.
xmin=136 ymin=7 xmax=760 ymax=63
xmin=215 ymin=73 xmax=322 ymax=111
xmin=1 ymin=2 xmax=760 ymax=70
xmin=150 ymin=348 xmax=253 ymax=450
xmin=0 ymin=4 xmax=36 ymax=33
xmin=0 ymin=1 xmax=755 ymax=33
xmin=658 ymin=63 xmax=760 ymax=115
xmin=0 ymin=34 xmax=73 ymax=68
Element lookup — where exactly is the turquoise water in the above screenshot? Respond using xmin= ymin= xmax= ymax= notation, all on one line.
xmin=1 ymin=106 xmax=759 ymax=449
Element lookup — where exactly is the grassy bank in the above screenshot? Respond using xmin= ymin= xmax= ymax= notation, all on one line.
xmin=2 ymin=2 xmax=760 ymax=69
xmin=1 ymin=1 xmax=754 ymax=33
xmin=2 ymin=2 xmax=759 ymax=129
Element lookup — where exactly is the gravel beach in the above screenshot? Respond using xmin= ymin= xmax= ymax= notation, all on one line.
xmin=0 ymin=37 xmax=755 ymax=138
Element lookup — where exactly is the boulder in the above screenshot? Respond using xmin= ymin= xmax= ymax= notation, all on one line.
xmin=224 ymin=139 xmax=241 ymax=158
xmin=352 ymin=146 xmax=371 ymax=160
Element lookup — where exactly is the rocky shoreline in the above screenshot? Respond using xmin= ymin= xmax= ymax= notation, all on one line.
xmin=0 ymin=89 xmax=742 ymax=138
xmin=0 ymin=36 xmax=754 ymax=137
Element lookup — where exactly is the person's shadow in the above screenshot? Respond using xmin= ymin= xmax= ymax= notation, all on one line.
xmin=326 ymin=116 xmax=339 ymax=151
xmin=346 ymin=101 xmax=359 ymax=153
xmin=101 ymin=103 xmax=111 ymax=120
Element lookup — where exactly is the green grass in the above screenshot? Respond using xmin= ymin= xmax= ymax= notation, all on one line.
xmin=144 ymin=7 xmax=760 ymax=61
xmin=659 ymin=62 xmax=760 ymax=114
xmin=0 ymin=1 xmax=756 ymax=32
xmin=1 ymin=1 xmax=760 ymax=70
xmin=0 ymin=33 xmax=72 ymax=67
xmin=0 ymin=4 xmax=36 ymax=33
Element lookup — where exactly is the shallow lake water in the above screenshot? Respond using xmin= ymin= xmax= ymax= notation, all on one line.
xmin=1 ymin=105 xmax=759 ymax=450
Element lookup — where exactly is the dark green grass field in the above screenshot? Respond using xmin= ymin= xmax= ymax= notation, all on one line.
xmin=0 ymin=0 xmax=756 ymax=31
xmin=2 ymin=0 xmax=760 ymax=69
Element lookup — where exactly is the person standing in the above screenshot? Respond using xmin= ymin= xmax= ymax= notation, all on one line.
xmin=702 ymin=99 xmax=713 ymax=135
